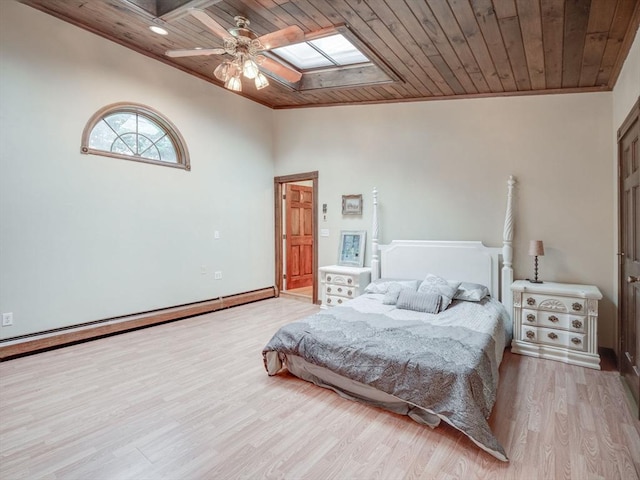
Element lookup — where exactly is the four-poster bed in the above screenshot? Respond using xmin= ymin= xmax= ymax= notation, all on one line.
xmin=263 ymin=177 xmax=516 ymax=461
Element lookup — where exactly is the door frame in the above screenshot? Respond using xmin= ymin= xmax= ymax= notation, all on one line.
xmin=617 ymin=97 xmax=639 ymax=364
xmin=274 ymin=171 xmax=319 ymax=304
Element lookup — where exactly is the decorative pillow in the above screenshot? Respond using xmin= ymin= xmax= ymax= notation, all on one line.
xmin=396 ymin=290 xmax=442 ymax=313
xmin=364 ymin=278 xmax=420 ymax=294
xmin=382 ymin=283 xmax=417 ymax=305
xmin=451 ymin=282 xmax=490 ymax=302
xmin=418 ymin=274 xmax=461 ymax=310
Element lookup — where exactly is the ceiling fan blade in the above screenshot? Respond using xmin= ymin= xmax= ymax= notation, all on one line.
xmin=188 ymin=8 xmax=230 ymax=39
xmin=165 ymin=48 xmax=226 ymax=58
xmin=259 ymin=56 xmax=302 ymax=83
xmin=258 ymin=25 xmax=305 ymax=50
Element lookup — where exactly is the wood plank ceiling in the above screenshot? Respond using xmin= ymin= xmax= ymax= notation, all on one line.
xmin=18 ymin=0 xmax=640 ymax=109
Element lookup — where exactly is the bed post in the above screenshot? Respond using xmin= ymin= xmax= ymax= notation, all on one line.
xmin=501 ymin=176 xmax=516 ymax=318
xmin=371 ymin=187 xmax=380 ymax=280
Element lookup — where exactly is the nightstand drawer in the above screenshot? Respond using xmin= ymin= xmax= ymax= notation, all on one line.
xmin=325 ymin=284 xmax=356 ymax=298
xmin=521 ymin=326 xmax=587 ymax=351
xmin=325 ymin=274 xmax=355 ymax=286
xmin=325 ymin=295 xmax=349 ymax=307
xmin=522 ymin=294 xmax=586 ymax=314
xmin=522 ymin=309 xmax=587 ymax=333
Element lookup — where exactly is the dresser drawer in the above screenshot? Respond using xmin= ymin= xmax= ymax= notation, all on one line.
xmin=522 ymin=294 xmax=586 ymax=314
xmin=522 ymin=309 xmax=587 ymax=333
xmin=521 ymin=326 xmax=587 ymax=351
xmin=325 ymin=284 xmax=356 ymax=299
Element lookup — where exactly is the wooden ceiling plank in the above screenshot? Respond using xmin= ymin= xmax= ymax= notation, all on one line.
xmin=377 ymin=0 xmax=455 ymax=95
xmin=427 ymin=1 xmax=492 ymax=93
xmin=211 ymin=1 xmax=281 ymax=35
xmin=363 ymin=17 xmax=437 ymax=97
xmin=586 ymin=0 xmax=619 ymax=33
xmin=428 ymin=55 xmax=466 ymax=95
xmin=492 ymin=0 xmax=518 ymax=19
xmin=249 ymin=0 xmax=321 ymax=32
xmin=316 ymin=0 xmax=431 ymax=98
xmin=470 ymin=0 xmax=517 ymax=92
xmin=498 ymin=15 xmax=532 ymax=90
xmin=579 ymin=31 xmax=609 ymax=86
xmin=562 ymin=0 xmax=591 ymax=88
xmin=340 ymin=0 xmax=435 ymax=96
xmin=404 ymin=1 xmax=479 ymax=94
xmin=516 ymin=0 xmax=546 ymax=90
xmin=448 ymin=0 xmax=504 ymax=92
xmin=289 ymin=0 xmax=335 ymax=29
xmin=367 ymin=0 xmax=450 ymax=96
xmin=541 ymin=0 xmax=565 ymax=89
xmin=596 ymin=0 xmax=638 ymax=86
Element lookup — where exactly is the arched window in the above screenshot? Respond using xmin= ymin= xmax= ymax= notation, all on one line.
xmin=81 ymin=103 xmax=190 ymax=170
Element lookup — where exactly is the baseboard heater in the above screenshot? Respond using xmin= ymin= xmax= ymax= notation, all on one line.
xmin=0 ymin=287 xmax=275 ymax=360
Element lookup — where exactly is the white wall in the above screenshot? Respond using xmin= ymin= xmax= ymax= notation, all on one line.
xmin=0 ymin=2 xmax=275 ymax=338
xmin=274 ymin=93 xmax=616 ymax=347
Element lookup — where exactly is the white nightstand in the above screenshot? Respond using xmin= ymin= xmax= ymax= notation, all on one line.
xmin=511 ymin=280 xmax=603 ymax=369
xmin=319 ymin=265 xmax=371 ymax=308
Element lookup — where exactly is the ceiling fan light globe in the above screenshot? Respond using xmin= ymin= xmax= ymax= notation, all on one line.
xmin=213 ymin=62 xmax=230 ymax=81
xmin=255 ymin=72 xmax=269 ymax=90
xmin=225 ymin=75 xmax=242 ymax=92
xmin=243 ymin=59 xmax=259 ymax=79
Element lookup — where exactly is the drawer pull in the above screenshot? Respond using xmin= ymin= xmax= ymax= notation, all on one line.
xmin=337 ymin=287 xmax=343 ymax=293
xmin=526 ymin=314 xmax=535 ymax=322
xmin=572 ymin=302 xmax=582 ymax=312
xmin=327 ymin=298 xmax=332 ymax=304
xmin=572 ymin=319 xmax=583 ymax=329
xmin=337 ymin=299 xmax=343 ymax=304
xmin=526 ymin=297 xmax=535 ymax=306
xmin=526 ymin=330 xmax=535 ymax=339
xmin=327 ymin=287 xmax=332 ymax=293
xmin=347 ymin=290 xmax=353 ymax=296
xmin=326 ymin=276 xmax=332 ymax=282
xmin=347 ymin=278 xmax=353 ymax=284
xmin=547 ymin=332 xmax=558 ymax=340
xmin=571 ymin=337 xmax=582 ymax=345
xmin=548 ymin=315 xmax=559 ymax=323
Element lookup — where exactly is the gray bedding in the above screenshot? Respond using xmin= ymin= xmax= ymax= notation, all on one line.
xmin=262 ymin=294 xmax=510 ymax=461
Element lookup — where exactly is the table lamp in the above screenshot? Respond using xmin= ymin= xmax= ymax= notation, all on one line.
xmin=528 ymin=240 xmax=544 ymax=283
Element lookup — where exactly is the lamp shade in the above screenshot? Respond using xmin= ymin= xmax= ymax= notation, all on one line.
xmin=528 ymin=240 xmax=545 ymax=256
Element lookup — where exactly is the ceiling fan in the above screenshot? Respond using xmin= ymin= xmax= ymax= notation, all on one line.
xmin=166 ymin=9 xmax=304 ymax=91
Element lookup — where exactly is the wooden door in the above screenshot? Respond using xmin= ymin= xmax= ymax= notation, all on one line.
xmin=285 ymin=184 xmax=313 ymax=290
xmin=619 ymin=98 xmax=640 ymax=417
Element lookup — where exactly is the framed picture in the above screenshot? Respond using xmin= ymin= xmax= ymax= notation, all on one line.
xmin=342 ymin=194 xmax=363 ymax=215
xmin=338 ymin=230 xmax=366 ymax=267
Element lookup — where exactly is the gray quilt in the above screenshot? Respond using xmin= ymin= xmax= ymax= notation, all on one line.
xmin=262 ymin=298 xmax=509 ymax=461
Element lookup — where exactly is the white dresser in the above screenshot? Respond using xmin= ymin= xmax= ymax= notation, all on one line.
xmin=511 ymin=280 xmax=602 ymax=369
xmin=319 ymin=265 xmax=371 ymax=308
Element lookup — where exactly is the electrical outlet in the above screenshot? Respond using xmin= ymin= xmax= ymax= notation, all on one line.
xmin=214 ymin=271 xmax=222 ymax=280
xmin=200 ymin=265 xmax=207 ymax=275
xmin=2 ymin=312 xmax=13 ymax=327
xmin=214 ymin=230 xmax=220 ymax=239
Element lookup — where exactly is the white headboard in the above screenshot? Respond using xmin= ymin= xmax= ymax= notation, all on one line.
xmin=371 ymin=176 xmax=516 ymax=314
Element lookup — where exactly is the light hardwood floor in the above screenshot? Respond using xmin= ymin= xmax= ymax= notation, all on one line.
xmin=1 ymin=297 xmax=639 ymax=480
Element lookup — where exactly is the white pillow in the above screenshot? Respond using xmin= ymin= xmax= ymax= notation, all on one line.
xmin=382 ymin=283 xmax=417 ymax=305
xmin=451 ymin=281 xmax=490 ymax=302
xmin=418 ymin=274 xmax=461 ymax=310
xmin=364 ymin=278 xmax=420 ymax=294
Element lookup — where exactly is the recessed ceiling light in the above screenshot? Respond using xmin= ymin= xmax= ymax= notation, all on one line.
xmin=149 ymin=26 xmax=169 ymax=35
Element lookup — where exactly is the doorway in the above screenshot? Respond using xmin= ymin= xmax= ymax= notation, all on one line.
xmin=618 ymin=97 xmax=639 ymax=419
xmin=274 ymin=171 xmax=318 ymax=304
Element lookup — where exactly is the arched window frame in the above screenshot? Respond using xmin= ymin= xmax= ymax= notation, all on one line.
xmin=81 ymin=102 xmax=190 ymax=170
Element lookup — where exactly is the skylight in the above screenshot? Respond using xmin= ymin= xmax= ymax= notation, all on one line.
xmin=271 ymin=33 xmax=369 ymax=71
